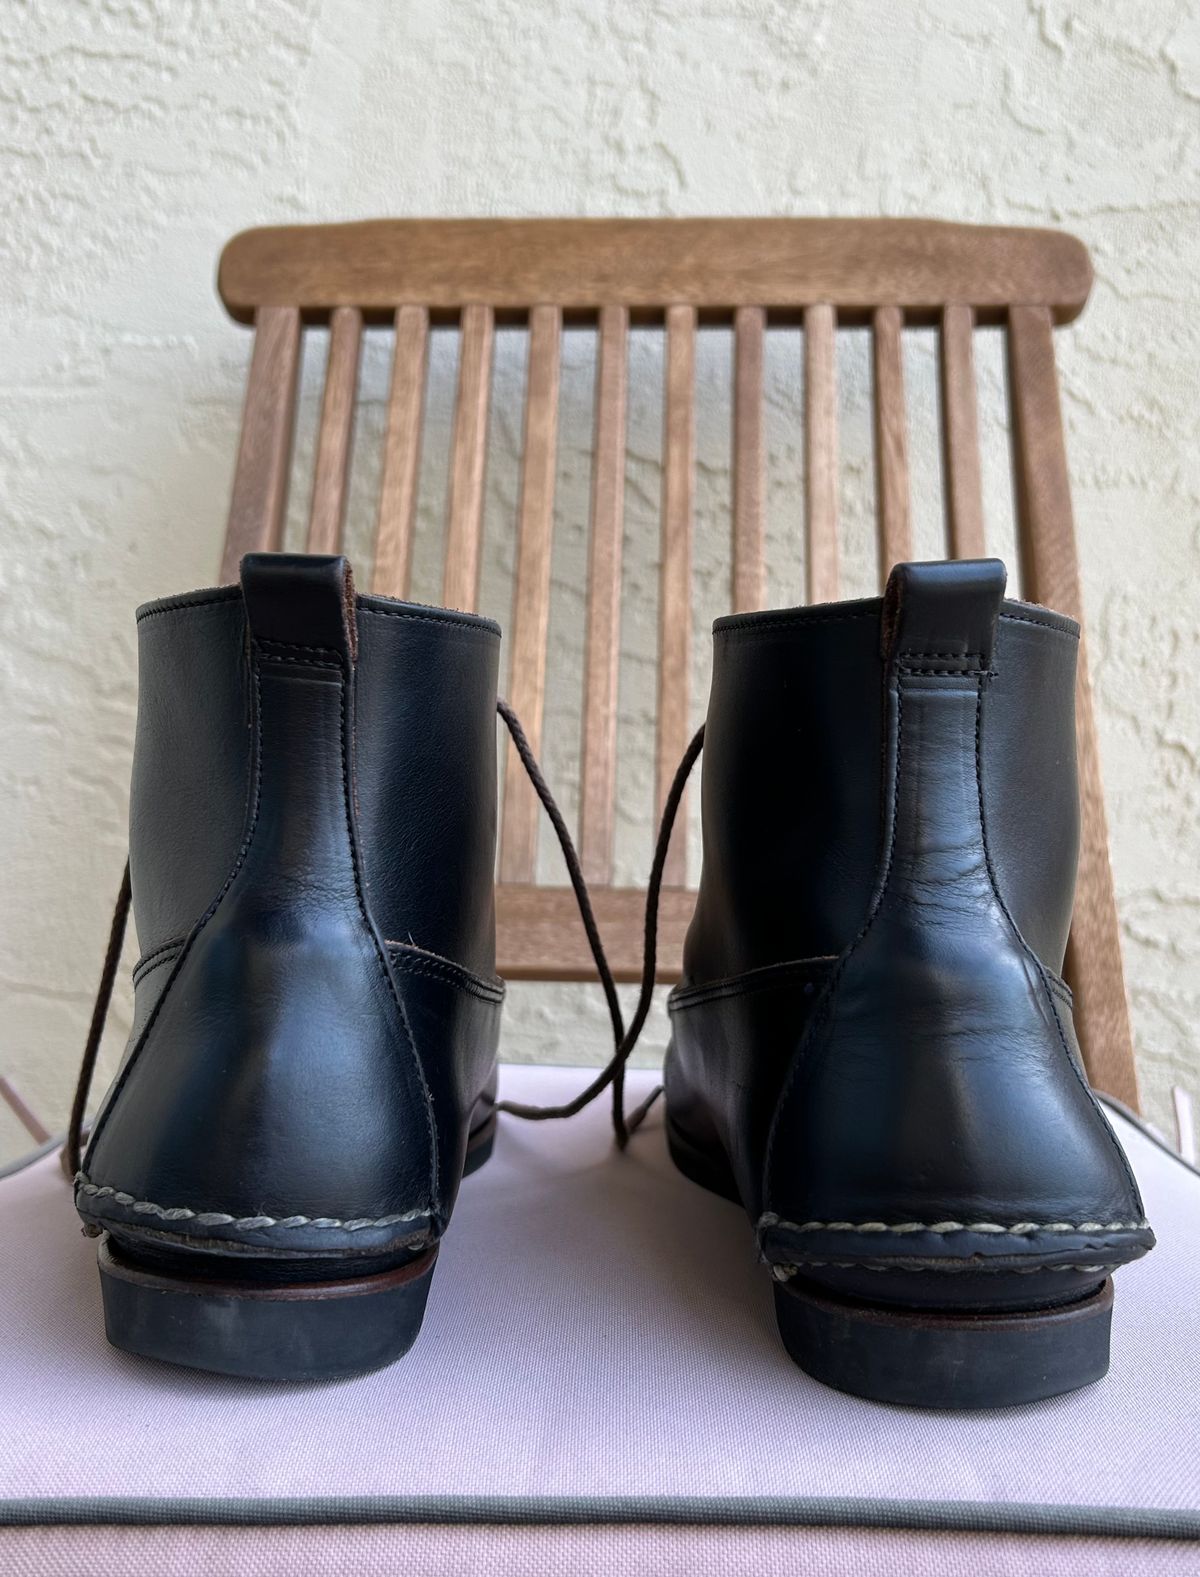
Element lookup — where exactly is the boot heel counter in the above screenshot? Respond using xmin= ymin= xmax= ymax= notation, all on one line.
xmin=80 ymin=555 xmax=439 ymax=1252
xmin=764 ymin=562 xmax=1147 ymax=1255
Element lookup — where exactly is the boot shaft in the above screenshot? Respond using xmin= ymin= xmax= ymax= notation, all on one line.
xmin=685 ymin=564 xmax=1080 ymax=985
xmin=130 ymin=562 xmax=500 ymax=978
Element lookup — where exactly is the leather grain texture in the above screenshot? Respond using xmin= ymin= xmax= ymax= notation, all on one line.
xmin=79 ymin=556 xmax=501 ymax=1263
xmin=668 ymin=561 xmax=1152 ymax=1310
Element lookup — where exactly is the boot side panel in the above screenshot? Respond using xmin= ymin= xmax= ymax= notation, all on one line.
xmin=684 ymin=608 xmax=885 ymax=983
xmin=665 ymin=960 xmax=834 ymax=1208
xmin=130 ymin=591 xmax=250 ymax=957
xmin=978 ymin=611 xmax=1080 ymax=973
xmin=388 ymin=943 xmax=502 ymax=1211
xmin=354 ymin=599 xmax=501 ymax=980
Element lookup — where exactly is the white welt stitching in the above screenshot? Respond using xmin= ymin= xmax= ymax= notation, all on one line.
xmin=757 ymin=1213 xmax=1148 ymax=1236
xmin=75 ymin=1175 xmax=431 ymax=1232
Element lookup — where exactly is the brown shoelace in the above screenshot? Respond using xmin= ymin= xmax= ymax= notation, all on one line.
xmin=494 ymin=704 xmax=706 ymax=1145
xmin=65 ymin=705 xmax=707 ymax=1176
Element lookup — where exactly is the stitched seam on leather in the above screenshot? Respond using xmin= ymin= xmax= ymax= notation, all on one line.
xmin=255 ymin=638 xmax=344 ymax=671
xmin=715 ymin=609 xmax=880 ymax=636
xmin=390 ymin=954 xmax=503 ymax=998
xmin=258 ymin=654 xmax=342 ymax=670
xmin=973 ymin=681 xmax=1145 ymax=1211
xmin=758 ymin=1213 xmax=1148 ymax=1234
xmin=386 ymin=947 xmax=505 ymax=1003
xmin=656 ymin=605 xmax=1075 ymax=641
xmin=75 ymin=1174 xmax=431 ymax=1232
xmin=897 ymin=666 xmax=994 ymax=678
xmin=83 ymin=665 xmax=268 ymax=1163
xmin=256 ymin=638 xmax=340 ymax=655
xmin=130 ymin=938 xmax=184 ymax=982
xmin=897 ymin=650 xmax=983 ymax=660
xmin=762 ymin=678 xmax=908 ymax=1196
xmin=335 ymin=676 xmax=441 ymax=1209
xmin=670 ymin=958 xmax=834 ymax=1011
xmin=133 ymin=938 xmax=182 ymax=967
xmin=358 ymin=605 xmax=501 ymax=638
xmin=135 ymin=591 xmax=240 ymax=623
xmin=130 ymin=949 xmax=180 ymax=987
xmin=1045 ymin=971 xmax=1074 ymax=1008
xmin=135 ymin=592 xmax=502 ymax=638
xmin=998 ymin=610 xmax=1079 ymax=639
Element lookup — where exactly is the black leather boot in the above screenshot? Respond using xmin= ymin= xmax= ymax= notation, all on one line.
xmin=663 ymin=559 xmax=1153 ymax=1408
xmin=72 ymin=554 xmax=503 ymax=1379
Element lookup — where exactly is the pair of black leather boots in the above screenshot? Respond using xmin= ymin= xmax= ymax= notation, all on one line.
xmin=72 ymin=552 xmax=1152 ymax=1408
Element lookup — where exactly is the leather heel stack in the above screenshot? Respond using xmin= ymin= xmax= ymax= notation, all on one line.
xmin=96 ymin=1240 xmax=440 ymax=1382
xmin=771 ymin=1276 xmax=1115 ymax=1411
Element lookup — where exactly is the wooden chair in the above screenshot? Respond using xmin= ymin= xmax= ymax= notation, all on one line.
xmin=215 ymin=217 xmax=1138 ymax=1108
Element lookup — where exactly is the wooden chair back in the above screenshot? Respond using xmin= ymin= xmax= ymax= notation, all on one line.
xmin=215 ymin=217 xmax=1138 ymax=1107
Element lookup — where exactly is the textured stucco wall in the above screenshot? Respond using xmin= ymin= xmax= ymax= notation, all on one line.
xmin=0 ymin=0 xmax=1197 ymax=1165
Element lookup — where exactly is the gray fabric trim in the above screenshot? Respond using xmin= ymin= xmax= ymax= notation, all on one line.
xmin=0 ymin=1495 xmax=1197 ymax=1538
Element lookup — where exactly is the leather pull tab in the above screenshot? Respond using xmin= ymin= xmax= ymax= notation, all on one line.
xmin=881 ymin=558 xmax=1006 ymax=671
xmin=240 ymin=554 xmax=358 ymax=665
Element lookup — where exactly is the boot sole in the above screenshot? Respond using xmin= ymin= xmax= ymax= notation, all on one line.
xmin=666 ymin=1109 xmax=1115 ymax=1409
xmin=98 ymin=1239 xmax=438 ymax=1381
xmin=773 ymin=1274 xmax=1113 ymax=1410
xmin=96 ymin=1110 xmax=497 ymax=1381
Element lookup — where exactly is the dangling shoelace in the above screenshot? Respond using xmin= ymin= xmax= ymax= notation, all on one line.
xmin=494 ymin=703 xmax=706 ymax=1144
xmin=65 ymin=705 xmax=707 ymax=1176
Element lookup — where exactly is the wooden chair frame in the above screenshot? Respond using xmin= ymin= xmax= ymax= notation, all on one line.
xmin=214 ymin=217 xmax=1137 ymax=1107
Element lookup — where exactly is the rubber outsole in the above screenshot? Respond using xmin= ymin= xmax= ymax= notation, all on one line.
xmin=98 ymin=1238 xmax=438 ymax=1381
xmin=774 ymin=1273 xmax=1113 ymax=1409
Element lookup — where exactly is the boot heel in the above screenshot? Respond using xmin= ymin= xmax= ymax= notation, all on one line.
xmin=773 ymin=1275 xmax=1113 ymax=1409
xmin=97 ymin=1238 xmax=437 ymax=1381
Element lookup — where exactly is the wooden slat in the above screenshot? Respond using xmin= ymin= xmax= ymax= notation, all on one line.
xmin=496 ymin=884 xmax=694 ymax=982
xmin=657 ymin=306 xmax=695 ymax=889
xmin=220 ymin=219 xmax=1094 ymax=327
xmin=732 ymin=306 xmax=766 ymax=613
xmin=443 ymin=305 xmax=494 ymax=612
xmin=306 ymin=305 xmax=362 ymax=553
xmin=872 ymin=305 xmax=912 ymax=579
xmin=372 ymin=305 xmax=429 ymax=597
xmin=804 ymin=304 xmax=839 ymax=604
xmin=939 ymin=304 xmax=986 ymax=559
xmin=579 ymin=306 xmax=628 ymax=885
xmin=221 ymin=306 xmax=301 ymax=583
xmin=1008 ymin=304 xmax=1139 ymax=1108
xmin=499 ymin=306 xmax=562 ymax=883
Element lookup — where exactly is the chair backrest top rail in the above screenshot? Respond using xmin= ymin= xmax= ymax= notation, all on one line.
xmin=218 ymin=218 xmax=1092 ymax=327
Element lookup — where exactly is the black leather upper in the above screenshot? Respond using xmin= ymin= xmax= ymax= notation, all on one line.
xmin=127 ymin=575 xmax=502 ymax=979
xmin=682 ymin=575 xmax=1082 ymax=986
xmin=78 ymin=555 xmax=501 ymax=1263
xmin=667 ymin=560 xmax=1152 ymax=1306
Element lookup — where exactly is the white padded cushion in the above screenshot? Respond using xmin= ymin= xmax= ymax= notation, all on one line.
xmin=1 ymin=1066 xmax=1197 ymax=1553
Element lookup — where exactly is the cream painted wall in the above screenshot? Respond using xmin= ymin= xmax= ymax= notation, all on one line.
xmin=1 ymin=0 xmax=1197 ymax=1164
